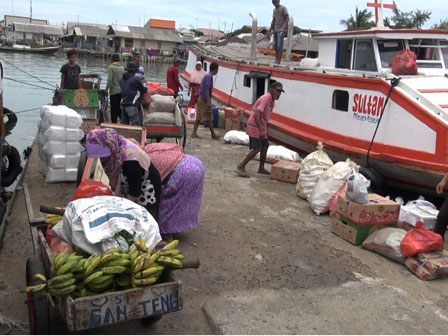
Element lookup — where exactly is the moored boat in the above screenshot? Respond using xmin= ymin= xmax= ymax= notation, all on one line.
xmin=182 ymin=6 xmax=448 ymax=196
xmin=0 ymin=44 xmax=60 ymax=55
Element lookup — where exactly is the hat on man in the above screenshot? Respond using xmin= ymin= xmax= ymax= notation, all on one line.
xmin=111 ymin=53 xmax=120 ymax=61
xmin=126 ymin=62 xmax=137 ymax=72
xmin=173 ymin=56 xmax=181 ymax=63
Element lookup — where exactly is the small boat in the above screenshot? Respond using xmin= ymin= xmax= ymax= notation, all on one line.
xmin=183 ymin=4 xmax=448 ymax=197
xmin=0 ymin=44 xmax=60 ymax=55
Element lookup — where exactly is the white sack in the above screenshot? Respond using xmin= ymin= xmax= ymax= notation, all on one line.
xmin=42 ymin=140 xmax=84 ymax=155
xmin=43 ymin=126 xmax=84 ymax=142
xmin=296 ymin=142 xmax=333 ymax=200
xmin=51 ymin=196 xmax=161 ymax=255
xmin=144 ymin=112 xmax=176 ymax=125
xmin=45 ymin=167 xmax=78 ymax=183
xmin=345 ymin=171 xmax=370 ymax=204
xmin=310 ymin=160 xmax=355 ymax=215
xmin=44 ymin=153 xmax=81 ymax=170
xmin=40 ymin=105 xmax=83 ymax=129
xmin=224 ymin=130 xmax=250 ymax=145
xmin=150 ymin=94 xmax=176 ymax=113
xmin=362 ymin=228 xmax=407 ymax=264
xmin=255 ymin=145 xmax=301 ymax=162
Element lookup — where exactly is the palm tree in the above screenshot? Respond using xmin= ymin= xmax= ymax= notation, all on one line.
xmin=340 ymin=7 xmax=376 ymax=31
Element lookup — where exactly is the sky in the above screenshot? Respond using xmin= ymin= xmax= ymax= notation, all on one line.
xmin=0 ymin=0 xmax=447 ymax=33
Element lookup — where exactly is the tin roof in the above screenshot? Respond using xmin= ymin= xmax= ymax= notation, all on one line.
xmin=108 ymin=25 xmax=182 ymax=43
xmin=66 ymin=22 xmax=109 ymax=37
xmin=13 ymin=22 xmax=63 ymax=36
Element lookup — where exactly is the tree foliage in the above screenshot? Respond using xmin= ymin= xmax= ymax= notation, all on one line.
xmin=384 ymin=5 xmax=431 ymax=29
xmin=191 ymin=29 xmax=204 ymax=37
xmin=229 ymin=26 xmax=252 ymax=37
xmin=433 ymin=19 xmax=448 ymax=30
xmin=340 ymin=7 xmax=376 ymax=31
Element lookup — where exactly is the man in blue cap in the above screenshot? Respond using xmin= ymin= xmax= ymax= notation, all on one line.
xmin=167 ymin=56 xmax=184 ymax=96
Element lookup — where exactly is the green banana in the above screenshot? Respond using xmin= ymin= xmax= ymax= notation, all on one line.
xmin=48 ymin=278 xmax=76 ymax=290
xmin=135 ymin=236 xmax=148 ymax=253
xmin=129 ymin=249 xmax=140 ymax=262
xmin=173 ymin=254 xmax=184 ymax=260
xmin=56 ymin=257 xmax=80 ymax=276
xmin=87 ymin=278 xmax=114 ymax=292
xmin=101 ymin=266 xmax=127 ymax=274
xmin=83 ymin=253 xmax=98 ymax=271
xmin=80 ymin=288 xmax=100 ymax=297
xmin=33 ymin=273 xmax=47 ymax=283
xmin=157 ymin=256 xmax=183 ymax=268
xmin=103 ymin=258 xmax=131 ymax=267
xmin=132 ymin=276 xmax=158 ymax=286
xmin=84 ymin=255 xmax=101 ymax=278
xmin=49 ymin=284 xmax=76 ymax=296
xmin=99 ymin=252 xmax=121 ymax=265
xmin=72 ymin=259 xmax=86 ymax=273
xmin=48 ymin=273 xmax=73 ymax=286
xmin=46 ymin=292 xmax=56 ymax=308
xmin=26 ymin=283 xmax=47 ymax=293
xmin=143 ymin=251 xmax=161 ymax=269
xmin=133 ymin=255 xmax=149 ymax=274
xmin=90 ymin=274 xmax=114 ymax=286
xmin=159 ymin=249 xmax=180 ymax=257
xmin=54 ymin=251 xmax=69 ymax=270
xmin=120 ymin=253 xmax=130 ymax=260
xmin=134 ymin=266 xmax=164 ymax=280
xmin=161 ymin=239 xmax=179 ymax=250
xmin=104 ymin=247 xmax=122 ymax=254
xmin=115 ymin=275 xmax=132 ymax=288
xmin=132 ymin=253 xmax=147 ymax=270
xmin=84 ymin=271 xmax=104 ymax=285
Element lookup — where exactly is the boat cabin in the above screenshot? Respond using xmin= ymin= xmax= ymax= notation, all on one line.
xmin=314 ymin=29 xmax=448 ymax=75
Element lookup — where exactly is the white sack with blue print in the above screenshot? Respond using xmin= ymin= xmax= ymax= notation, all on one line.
xmin=51 ymin=195 xmax=161 ymax=255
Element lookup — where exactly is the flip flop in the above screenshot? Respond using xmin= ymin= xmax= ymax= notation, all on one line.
xmin=258 ymin=170 xmax=270 ymax=175
xmin=234 ymin=169 xmax=250 ymax=178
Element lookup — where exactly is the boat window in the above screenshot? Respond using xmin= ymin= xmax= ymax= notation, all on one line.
xmin=244 ymin=75 xmax=251 ymax=88
xmin=203 ymin=62 xmax=208 ymax=72
xmin=441 ymin=41 xmax=448 ymax=69
xmin=332 ymin=90 xmax=349 ymax=112
xmin=336 ymin=39 xmax=353 ymax=69
xmin=377 ymin=39 xmax=405 ymax=68
xmin=409 ymin=39 xmax=443 ymax=68
xmin=354 ymin=39 xmax=377 ymax=72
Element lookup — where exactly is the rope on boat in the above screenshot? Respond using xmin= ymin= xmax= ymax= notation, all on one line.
xmin=3 ymin=77 xmax=55 ymax=91
xmin=366 ymin=77 xmax=401 ymax=167
xmin=0 ymin=56 xmax=55 ymax=89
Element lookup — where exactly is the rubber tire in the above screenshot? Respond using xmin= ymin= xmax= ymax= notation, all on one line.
xmin=359 ymin=166 xmax=389 ymax=196
xmin=1 ymin=144 xmax=22 ymax=187
xmin=76 ymin=150 xmax=87 ymax=187
xmin=4 ymin=107 xmax=18 ymax=135
xmin=26 ymin=255 xmax=50 ymax=335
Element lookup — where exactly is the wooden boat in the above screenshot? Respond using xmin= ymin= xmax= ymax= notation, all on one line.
xmin=182 ymin=4 xmax=448 ymax=196
xmin=0 ymin=44 xmax=60 ymax=55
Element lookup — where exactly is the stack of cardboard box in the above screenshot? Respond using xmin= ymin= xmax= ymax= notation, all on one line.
xmin=331 ymin=194 xmax=400 ymax=245
xmin=224 ymin=107 xmax=242 ymax=131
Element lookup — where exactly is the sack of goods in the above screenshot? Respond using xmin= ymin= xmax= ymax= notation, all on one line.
xmin=38 ymin=105 xmax=84 ymax=183
xmin=297 ymin=142 xmax=333 ymax=201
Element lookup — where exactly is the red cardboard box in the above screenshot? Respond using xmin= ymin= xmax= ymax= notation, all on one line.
xmin=335 ymin=193 xmax=400 ymax=226
xmin=224 ymin=107 xmax=242 ymax=119
xmin=270 ymin=160 xmax=302 ymax=184
xmin=405 ymin=250 xmax=448 ymax=281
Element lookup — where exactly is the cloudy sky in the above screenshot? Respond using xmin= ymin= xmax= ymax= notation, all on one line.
xmin=1 ymin=0 xmax=447 ymax=32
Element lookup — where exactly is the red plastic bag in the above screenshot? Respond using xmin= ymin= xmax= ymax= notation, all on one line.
xmin=71 ymin=179 xmax=113 ymax=201
xmin=400 ymin=221 xmax=443 ymax=257
xmin=142 ymin=90 xmax=152 ymax=108
xmin=392 ymin=50 xmax=418 ymax=76
xmin=152 ymin=87 xmax=175 ymax=96
xmin=148 ymin=82 xmax=161 ymax=94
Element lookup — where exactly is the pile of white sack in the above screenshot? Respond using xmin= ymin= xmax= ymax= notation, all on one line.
xmin=296 ymin=142 xmax=370 ymax=215
xmin=38 ymin=105 xmax=84 ymax=183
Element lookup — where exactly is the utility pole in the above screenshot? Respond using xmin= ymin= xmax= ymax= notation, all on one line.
xmin=30 ymin=0 xmax=32 ymax=19
xmin=224 ymin=21 xmax=226 ymax=35
xmin=196 ymin=17 xmax=198 ymax=30
xmin=218 ymin=17 xmax=220 ymax=33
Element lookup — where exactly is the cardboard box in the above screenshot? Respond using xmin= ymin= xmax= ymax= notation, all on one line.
xmin=331 ymin=214 xmax=396 ymax=245
xmin=405 ymin=250 xmax=448 ymax=281
xmin=399 ymin=204 xmax=439 ymax=231
xmin=270 ymin=160 xmax=302 ymax=184
xmin=335 ymin=193 xmax=400 ymax=226
xmin=224 ymin=107 xmax=242 ymax=119
xmin=218 ymin=109 xmax=226 ymax=129
xmin=225 ymin=118 xmax=241 ymax=131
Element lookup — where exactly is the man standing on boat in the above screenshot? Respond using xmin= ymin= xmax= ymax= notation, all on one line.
xmin=60 ymin=50 xmax=82 ymax=89
xmin=270 ymin=0 xmax=289 ymax=65
xmin=235 ymin=81 xmax=285 ymax=178
xmin=107 ymin=53 xmax=125 ymax=123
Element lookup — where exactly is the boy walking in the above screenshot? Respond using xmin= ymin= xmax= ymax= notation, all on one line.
xmin=60 ymin=50 xmax=82 ymax=89
xmin=120 ymin=63 xmax=148 ymax=125
xmin=106 ymin=53 xmax=125 ymax=123
xmin=235 ymin=82 xmax=285 ymax=177
xmin=192 ymin=62 xmax=220 ymax=140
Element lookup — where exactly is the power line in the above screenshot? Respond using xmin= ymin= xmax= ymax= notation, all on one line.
xmin=0 ymin=56 xmax=55 ymax=89
xmin=3 ymin=77 xmax=55 ymax=91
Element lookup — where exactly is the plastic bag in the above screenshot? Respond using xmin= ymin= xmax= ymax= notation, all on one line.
xmin=51 ymin=196 xmax=161 ymax=255
xmin=345 ymin=171 xmax=370 ymax=204
xmin=224 ymin=130 xmax=250 ymax=145
xmin=71 ymin=179 xmax=113 ymax=201
xmin=186 ymin=108 xmax=197 ymax=123
xmin=362 ymin=228 xmax=408 ymax=264
xmin=50 ymin=236 xmax=74 ymax=257
xmin=392 ymin=49 xmax=418 ymax=75
xmin=297 ymin=142 xmax=333 ymax=200
xmin=310 ymin=160 xmax=355 ymax=215
xmin=398 ymin=198 xmax=439 ymax=230
xmin=400 ymin=221 xmax=444 ymax=257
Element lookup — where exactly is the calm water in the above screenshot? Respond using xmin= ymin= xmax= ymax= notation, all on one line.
xmin=1 ymin=52 xmax=188 ymax=155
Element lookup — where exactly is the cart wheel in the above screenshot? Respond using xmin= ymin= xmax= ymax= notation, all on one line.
xmin=176 ymin=111 xmax=187 ymax=149
xmin=76 ymin=151 xmax=87 ymax=187
xmin=26 ymin=256 xmax=50 ymax=335
xmin=140 ymin=314 xmax=163 ymax=326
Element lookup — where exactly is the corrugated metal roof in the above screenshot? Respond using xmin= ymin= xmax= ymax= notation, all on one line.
xmin=108 ymin=25 xmax=182 ymax=43
xmin=13 ymin=22 xmax=63 ymax=35
xmin=66 ymin=22 xmax=109 ymax=37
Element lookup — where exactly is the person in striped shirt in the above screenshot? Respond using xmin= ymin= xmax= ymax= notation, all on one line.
xmin=235 ymin=81 xmax=285 ymax=178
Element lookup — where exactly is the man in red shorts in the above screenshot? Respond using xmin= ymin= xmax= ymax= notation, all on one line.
xmin=235 ymin=81 xmax=285 ymax=178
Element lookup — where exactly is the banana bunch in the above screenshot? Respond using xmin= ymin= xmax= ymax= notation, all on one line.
xmin=45 ymin=214 xmax=63 ymax=229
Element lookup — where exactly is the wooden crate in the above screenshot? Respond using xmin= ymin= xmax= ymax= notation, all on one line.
xmin=101 ymin=123 xmax=146 ymax=145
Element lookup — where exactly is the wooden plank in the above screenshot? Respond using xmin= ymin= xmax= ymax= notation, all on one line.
xmin=37 ymin=229 xmax=54 ymax=273
xmin=100 ymin=123 xmax=144 ymax=143
xmin=66 ymin=280 xmax=183 ymax=331
xmin=23 ymin=183 xmax=35 ymax=223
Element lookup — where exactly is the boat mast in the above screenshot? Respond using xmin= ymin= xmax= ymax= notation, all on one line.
xmin=367 ymin=0 xmax=396 ymax=28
